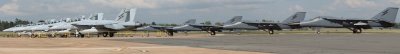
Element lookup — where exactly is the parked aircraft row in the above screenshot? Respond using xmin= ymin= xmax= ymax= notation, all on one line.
xmin=2 ymin=7 xmax=399 ymax=37
xmin=3 ymin=8 xmax=141 ymax=37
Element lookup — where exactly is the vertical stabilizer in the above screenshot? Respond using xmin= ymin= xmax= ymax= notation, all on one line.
xmin=114 ymin=9 xmax=125 ymax=21
xmin=371 ymin=7 xmax=399 ymax=23
xmin=223 ymin=16 xmax=243 ymax=25
xmin=66 ymin=18 xmax=71 ymax=22
xmin=91 ymin=13 xmax=104 ymax=20
xmin=128 ymin=8 xmax=137 ymax=22
xmin=115 ymin=8 xmax=137 ymax=22
xmin=281 ymin=12 xmax=306 ymax=24
xmin=97 ymin=13 xmax=104 ymax=20
xmin=183 ymin=19 xmax=196 ymax=25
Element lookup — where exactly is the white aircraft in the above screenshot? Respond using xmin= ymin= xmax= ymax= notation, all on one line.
xmin=69 ymin=8 xmax=142 ymax=37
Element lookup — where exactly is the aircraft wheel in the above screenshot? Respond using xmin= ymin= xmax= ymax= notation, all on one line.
xmin=268 ymin=29 xmax=274 ymax=34
xmin=352 ymin=28 xmax=362 ymax=33
xmin=268 ymin=30 xmax=274 ymax=34
xmin=316 ymin=31 xmax=321 ymax=34
xmin=210 ymin=31 xmax=216 ymax=35
xmin=358 ymin=29 xmax=362 ymax=33
xmin=110 ymin=33 xmax=115 ymax=37
xmin=102 ymin=33 xmax=108 ymax=37
xmin=79 ymin=34 xmax=85 ymax=38
xmin=166 ymin=30 xmax=174 ymax=36
xmin=356 ymin=28 xmax=362 ymax=33
xmin=352 ymin=30 xmax=357 ymax=33
xmin=166 ymin=31 xmax=174 ymax=36
xmin=97 ymin=33 xmax=100 ymax=37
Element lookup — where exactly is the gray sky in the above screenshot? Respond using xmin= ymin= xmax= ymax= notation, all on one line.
xmin=1 ymin=0 xmax=400 ymax=24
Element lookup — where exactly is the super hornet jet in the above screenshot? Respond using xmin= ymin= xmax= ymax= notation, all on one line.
xmin=222 ymin=12 xmax=306 ymax=34
xmin=70 ymin=8 xmax=142 ymax=37
xmin=136 ymin=16 xmax=243 ymax=36
xmin=3 ymin=19 xmax=58 ymax=32
xmin=300 ymin=7 xmax=399 ymax=33
xmin=48 ymin=14 xmax=101 ymax=34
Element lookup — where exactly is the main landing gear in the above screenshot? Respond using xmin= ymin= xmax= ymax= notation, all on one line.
xmin=165 ymin=29 xmax=175 ymax=36
xmin=98 ymin=32 xmax=115 ymax=37
xmin=206 ymin=30 xmax=216 ymax=35
xmin=263 ymin=29 xmax=274 ymax=34
xmin=350 ymin=28 xmax=362 ymax=33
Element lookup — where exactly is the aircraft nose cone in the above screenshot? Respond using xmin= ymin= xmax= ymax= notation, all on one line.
xmin=2 ymin=29 xmax=9 ymax=32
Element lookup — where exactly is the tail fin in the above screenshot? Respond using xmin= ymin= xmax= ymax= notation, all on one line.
xmin=65 ymin=18 xmax=71 ymax=22
xmin=115 ymin=8 xmax=137 ymax=22
xmin=223 ymin=16 xmax=242 ymax=25
xmin=281 ymin=12 xmax=306 ymax=24
xmin=183 ymin=19 xmax=196 ymax=25
xmin=88 ymin=13 xmax=103 ymax=20
xmin=371 ymin=7 xmax=399 ymax=23
xmin=94 ymin=13 xmax=104 ymax=20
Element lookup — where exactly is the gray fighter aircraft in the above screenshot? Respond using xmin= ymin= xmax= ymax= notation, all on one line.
xmin=300 ymin=7 xmax=399 ymax=33
xmin=136 ymin=16 xmax=243 ymax=36
xmin=222 ymin=12 xmax=306 ymax=34
xmin=136 ymin=19 xmax=220 ymax=36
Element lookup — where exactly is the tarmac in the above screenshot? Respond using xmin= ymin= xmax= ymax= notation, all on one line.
xmin=1 ymin=32 xmax=400 ymax=54
xmin=111 ymin=33 xmax=400 ymax=54
xmin=0 ymin=34 xmax=267 ymax=54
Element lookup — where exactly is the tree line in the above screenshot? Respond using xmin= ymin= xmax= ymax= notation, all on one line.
xmin=0 ymin=19 xmax=31 ymax=30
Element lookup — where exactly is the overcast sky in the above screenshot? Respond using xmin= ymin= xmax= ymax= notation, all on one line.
xmin=1 ymin=0 xmax=400 ymax=24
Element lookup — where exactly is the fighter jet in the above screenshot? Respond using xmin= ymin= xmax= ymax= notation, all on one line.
xmin=70 ymin=8 xmax=142 ymax=37
xmin=3 ymin=19 xmax=54 ymax=32
xmin=300 ymin=7 xmax=399 ymax=33
xmin=48 ymin=14 xmax=99 ymax=34
xmin=136 ymin=19 xmax=218 ymax=36
xmin=2 ymin=25 xmax=24 ymax=32
xmin=136 ymin=17 xmax=243 ymax=36
xmin=222 ymin=12 xmax=306 ymax=34
xmin=2 ymin=11 xmax=110 ymax=37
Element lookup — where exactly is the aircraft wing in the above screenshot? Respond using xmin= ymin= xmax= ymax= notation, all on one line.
xmin=136 ymin=26 xmax=171 ymax=31
xmin=323 ymin=18 xmax=380 ymax=24
xmin=72 ymin=20 xmax=117 ymax=25
xmin=187 ymin=25 xmax=223 ymax=31
xmin=326 ymin=18 xmax=376 ymax=21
